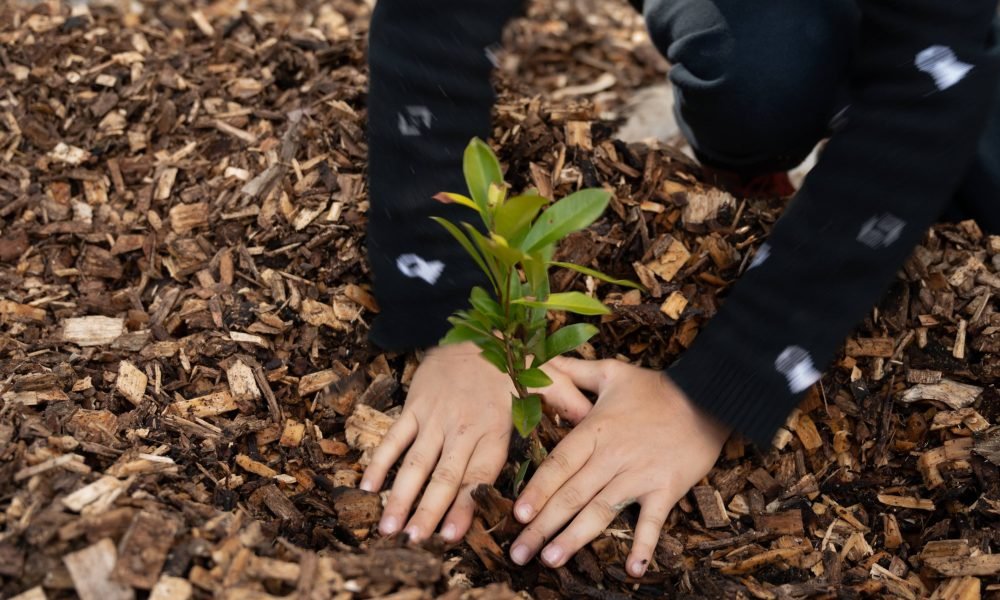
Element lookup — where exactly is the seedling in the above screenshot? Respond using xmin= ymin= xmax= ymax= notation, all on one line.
xmin=433 ymin=138 xmax=640 ymax=442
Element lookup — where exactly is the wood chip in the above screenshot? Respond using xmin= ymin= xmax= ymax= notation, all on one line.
xmin=692 ymin=486 xmax=730 ymax=529
xmin=62 ymin=316 xmax=125 ymax=347
xmin=899 ymin=380 xmax=983 ymax=410
xmin=112 ymin=511 xmax=179 ymax=589
xmin=168 ymin=202 xmax=208 ymax=234
xmin=63 ymin=538 xmax=134 ymax=600
xmin=115 ymin=360 xmax=147 ymax=405
xmin=644 ymin=237 xmax=690 ymax=283
xmin=877 ymin=494 xmax=935 ymax=511
xmin=168 ymin=391 xmax=238 ymax=418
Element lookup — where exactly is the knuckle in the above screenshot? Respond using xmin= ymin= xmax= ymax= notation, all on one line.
xmin=544 ymin=451 xmax=572 ymax=474
xmin=557 ymin=486 xmax=586 ymax=511
xmin=429 ymin=465 xmax=461 ymax=486
xmin=590 ymin=498 xmax=617 ymax=521
xmin=405 ymin=449 xmax=428 ymax=468
xmin=463 ymin=467 xmax=496 ymax=485
xmin=637 ymin=513 xmax=664 ymax=533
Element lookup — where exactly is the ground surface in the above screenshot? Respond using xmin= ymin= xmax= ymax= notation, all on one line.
xmin=1 ymin=0 xmax=1000 ymax=599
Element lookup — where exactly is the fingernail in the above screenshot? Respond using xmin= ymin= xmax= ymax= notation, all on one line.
xmin=380 ymin=515 xmax=399 ymax=535
xmin=510 ymin=544 xmax=531 ymax=565
xmin=629 ymin=558 xmax=648 ymax=577
xmin=515 ymin=503 xmax=534 ymax=523
xmin=359 ymin=479 xmax=374 ymax=492
xmin=404 ymin=526 xmax=420 ymax=541
xmin=541 ymin=545 xmax=563 ymax=566
xmin=441 ymin=523 xmax=457 ymax=541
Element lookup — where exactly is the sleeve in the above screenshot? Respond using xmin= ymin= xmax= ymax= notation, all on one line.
xmin=666 ymin=0 xmax=1000 ymax=447
xmin=366 ymin=0 xmax=524 ymax=351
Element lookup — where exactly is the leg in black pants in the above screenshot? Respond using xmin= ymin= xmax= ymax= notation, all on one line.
xmin=640 ymin=0 xmax=1000 ymax=231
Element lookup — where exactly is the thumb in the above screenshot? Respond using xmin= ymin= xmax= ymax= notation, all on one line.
xmin=532 ymin=366 xmax=593 ymax=425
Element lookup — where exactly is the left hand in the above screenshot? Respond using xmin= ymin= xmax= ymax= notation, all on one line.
xmin=510 ymin=356 xmax=732 ymax=577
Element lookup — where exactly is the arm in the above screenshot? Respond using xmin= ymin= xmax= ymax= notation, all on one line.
xmin=667 ymin=0 xmax=1000 ymax=447
xmin=366 ymin=0 xmax=524 ymax=351
xmin=506 ymin=3 xmax=1000 ymax=577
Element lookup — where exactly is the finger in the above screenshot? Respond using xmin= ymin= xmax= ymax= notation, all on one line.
xmin=378 ymin=433 xmax=442 ymax=536
xmin=402 ymin=435 xmax=478 ymax=542
xmin=626 ymin=490 xmax=673 ymax=577
xmin=533 ymin=479 xmax=636 ymax=569
xmin=546 ymin=356 xmax=616 ymax=393
xmin=510 ymin=461 xmax=609 ymax=566
xmin=513 ymin=429 xmax=594 ymax=524
xmin=438 ymin=434 xmax=508 ymax=543
xmin=537 ymin=367 xmax=593 ymax=424
xmin=360 ymin=411 xmax=418 ymax=493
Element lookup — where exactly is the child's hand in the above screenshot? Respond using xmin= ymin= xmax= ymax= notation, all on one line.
xmin=509 ymin=357 xmax=731 ymax=577
xmin=360 ymin=341 xmax=514 ymax=543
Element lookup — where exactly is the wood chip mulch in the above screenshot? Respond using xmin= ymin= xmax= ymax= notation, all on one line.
xmin=1 ymin=0 xmax=998 ymax=598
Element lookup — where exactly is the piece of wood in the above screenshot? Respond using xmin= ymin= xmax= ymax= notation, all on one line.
xmin=846 ymin=337 xmax=895 ymax=358
xmin=564 ymin=121 xmax=592 ymax=150
xmin=226 ymin=360 xmax=261 ymax=402
xmin=919 ymin=438 xmax=974 ymax=488
xmin=907 ymin=369 xmax=942 ymax=384
xmin=168 ymin=391 xmax=238 ymax=418
xmin=9 ymin=587 xmax=47 ymax=600
xmin=235 ymin=453 xmax=279 ymax=478
xmin=279 ymin=419 xmax=306 ymax=448
xmin=754 ymin=510 xmax=804 ymax=536
xmin=249 ymin=484 xmax=304 ymax=525
xmin=345 ymin=404 xmax=396 ymax=457
xmin=298 ymin=368 xmax=341 ymax=397
xmin=112 ymin=511 xmax=179 ymax=589
xmin=659 ymin=291 xmax=688 ymax=320
xmin=0 ymin=299 xmax=47 ymax=322
xmin=116 ymin=360 xmax=147 ymax=405
xmin=682 ymin=189 xmax=735 ymax=227
xmin=63 ymin=538 xmax=134 ymax=600
xmin=62 ymin=316 xmax=125 ymax=346
xmin=332 ymin=489 xmax=382 ymax=532
xmin=899 ymin=380 xmax=983 ymax=410
xmin=644 ymin=237 xmax=690 ymax=283
xmin=929 ymin=576 xmax=980 ymax=600
xmin=925 ymin=554 xmax=1000 ymax=577
xmin=692 ymin=486 xmax=730 ymax=529
xmin=62 ymin=475 xmax=125 ymax=513
xmin=149 ymin=576 xmax=193 ymax=600
xmin=877 ymin=494 xmax=935 ymax=511
xmin=790 ymin=412 xmax=824 ymax=452
xmin=883 ymin=514 xmax=903 ymax=549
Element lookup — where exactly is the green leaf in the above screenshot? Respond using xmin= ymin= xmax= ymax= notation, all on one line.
xmin=513 ymin=291 xmax=610 ymax=316
xmin=521 ymin=188 xmax=611 ymax=253
xmin=523 ymin=253 xmax=550 ymax=329
xmin=549 ymin=261 xmax=645 ymax=290
xmin=479 ymin=345 xmax=508 ymax=373
xmin=487 ymin=231 xmax=527 ymax=266
xmin=432 ymin=192 xmax=480 ymax=212
xmin=447 ymin=313 xmax=493 ymax=336
xmin=518 ymin=368 xmax=553 ymax=388
xmin=495 ymin=194 xmax=548 ymax=244
xmin=464 ymin=138 xmax=503 ymax=217
xmin=513 ymin=459 xmax=531 ymax=495
xmin=512 ymin=393 xmax=542 ymax=437
xmin=440 ymin=323 xmax=492 ymax=346
xmin=430 ymin=217 xmax=498 ymax=292
xmin=470 ymin=287 xmax=503 ymax=325
xmin=543 ymin=323 xmax=598 ymax=362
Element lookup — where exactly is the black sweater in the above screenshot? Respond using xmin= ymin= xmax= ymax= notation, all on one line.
xmin=365 ymin=0 xmax=1000 ymax=447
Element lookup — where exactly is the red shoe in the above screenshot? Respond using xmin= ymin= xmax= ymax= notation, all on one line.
xmin=703 ymin=167 xmax=796 ymax=199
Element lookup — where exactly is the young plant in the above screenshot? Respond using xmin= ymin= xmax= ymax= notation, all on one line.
xmin=433 ymin=138 xmax=640 ymax=440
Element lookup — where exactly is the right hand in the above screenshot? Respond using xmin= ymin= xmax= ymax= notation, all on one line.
xmin=359 ymin=341 xmax=516 ymax=543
